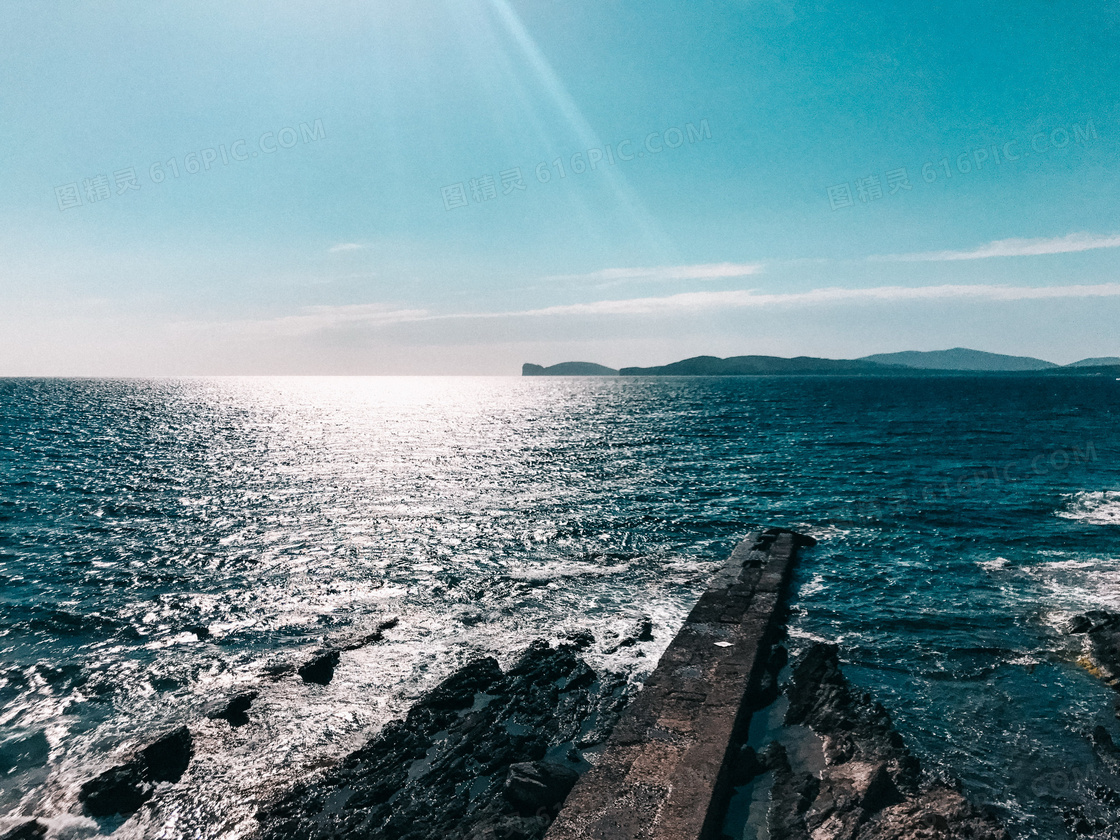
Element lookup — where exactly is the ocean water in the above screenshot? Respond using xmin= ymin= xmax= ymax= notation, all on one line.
xmin=1 ymin=375 xmax=1118 ymax=839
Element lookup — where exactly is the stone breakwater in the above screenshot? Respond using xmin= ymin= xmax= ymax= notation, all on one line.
xmin=544 ymin=529 xmax=815 ymax=840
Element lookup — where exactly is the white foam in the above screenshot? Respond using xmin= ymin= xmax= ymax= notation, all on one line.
xmin=1021 ymin=554 xmax=1120 ymax=621
xmin=1056 ymin=490 xmax=1120 ymax=525
xmin=977 ymin=557 xmax=1011 ymax=571
xmin=798 ymin=573 xmax=827 ymax=598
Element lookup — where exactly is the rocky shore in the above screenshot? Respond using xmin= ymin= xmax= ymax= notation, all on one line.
xmin=29 ymin=535 xmax=1097 ymax=840
xmin=1067 ymin=610 xmax=1120 ymax=699
xmin=735 ymin=643 xmax=1009 ymax=840
xmin=255 ymin=638 xmax=628 ymax=840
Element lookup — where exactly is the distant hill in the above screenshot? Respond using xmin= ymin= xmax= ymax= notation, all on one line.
xmin=619 ymin=355 xmax=891 ymax=376
xmin=522 ymin=362 xmax=619 ymax=376
xmin=859 ymin=348 xmax=1057 ymax=371
xmin=523 ymin=350 xmax=1120 ymax=378
xmin=1066 ymin=357 xmax=1120 ymax=367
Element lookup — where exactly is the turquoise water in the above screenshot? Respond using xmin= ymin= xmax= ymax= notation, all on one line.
xmin=1 ymin=376 xmax=1118 ymax=838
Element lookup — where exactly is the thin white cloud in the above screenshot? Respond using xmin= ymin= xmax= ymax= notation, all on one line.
xmin=215 ymin=282 xmax=1120 ymax=336
xmin=539 ymin=262 xmax=763 ymax=288
xmin=872 ymin=232 xmax=1120 ymax=262
xmin=328 ymin=243 xmax=367 ymax=253
xmin=510 ymin=283 xmax=1120 ymax=317
xmin=182 ymin=304 xmax=429 ymax=338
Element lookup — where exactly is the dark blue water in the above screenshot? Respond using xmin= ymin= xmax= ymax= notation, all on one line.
xmin=1 ymin=376 xmax=1118 ymax=838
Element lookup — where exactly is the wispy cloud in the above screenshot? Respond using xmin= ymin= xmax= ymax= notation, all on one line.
xmin=187 ymin=304 xmax=429 ymax=338
xmin=217 ymin=282 xmax=1120 ymax=336
xmin=538 ymin=262 xmax=763 ymax=288
xmin=872 ymin=232 xmax=1120 ymax=262
xmin=328 ymin=243 xmax=368 ymax=253
xmin=510 ymin=283 xmax=1120 ymax=317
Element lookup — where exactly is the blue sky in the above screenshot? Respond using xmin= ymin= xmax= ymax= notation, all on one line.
xmin=2 ymin=0 xmax=1118 ymax=374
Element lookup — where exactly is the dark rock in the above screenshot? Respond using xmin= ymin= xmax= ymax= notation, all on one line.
xmin=79 ymin=762 xmax=152 ymax=817
xmin=1067 ymin=610 xmax=1120 ymax=688
xmin=1067 ymin=611 xmax=1120 ymax=635
xmin=330 ymin=616 xmax=399 ymax=652
xmin=416 ymin=656 xmax=504 ymax=712
xmin=768 ymin=644 xmax=789 ymax=674
xmin=606 ymin=617 xmax=655 ymax=652
xmin=1092 ymin=725 xmax=1116 ymax=752
xmin=804 ymin=761 xmax=901 ymax=839
xmin=764 ymin=742 xmax=818 ymax=840
xmin=467 ymin=814 xmax=551 ymax=840
xmin=297 ymin=650 xmax=341 ymax=685
xmin=78 ymin=727 xmax=193 ymax=817
xmin=0 ymin=819 xmax=47 ymax=840
xmin=207 ymin=691 xmax=258 ymax=727
xmin=184 ymin=623 xmax=211 ymax=640
xmin=503 ymin=761 xmax=580 ymax=813
xmin=562 ymin=629 xmax=595 ymax=650
xmin=785 ymin=643 xmax=920 ymax=794
xmin=771 ymin=645 xmax=1008 ymax=840
xmin=573 ymin=679 xmax=628 ymax=748
xmin=141 ymin=726 xmax=192 ymax=782
xmin=752 ymin=669 xmax=779 ymax=711
xmin=262 ymin=661 xmax=294 ymax=680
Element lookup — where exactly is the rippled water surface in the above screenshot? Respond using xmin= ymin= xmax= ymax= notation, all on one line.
xmin=1 ymin=376 xmax=1118 ymax=838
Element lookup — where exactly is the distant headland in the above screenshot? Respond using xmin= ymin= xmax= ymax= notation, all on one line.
xmin=523 ymin=348 xmax=1120 ymax=376
xmin=522 ymin=362 xmax=620 ymax=376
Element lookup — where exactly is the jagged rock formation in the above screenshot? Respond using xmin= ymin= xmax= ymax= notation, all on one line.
xmin=1068 ymin=610 xmax=1120 ymax=690
xmin=255 ymin=640 xmax=627 ymax=840
xmin=205 ymin=691 xmax=259 ymax=727
xmin=741 ymin=644 xmax=1009 ymax=840
xmin=78 ymin=726 xmax=193 ymax=817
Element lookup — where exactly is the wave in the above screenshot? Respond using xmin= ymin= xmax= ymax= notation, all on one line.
xmin=1056 ymin=490 xmax=1120 ymax=525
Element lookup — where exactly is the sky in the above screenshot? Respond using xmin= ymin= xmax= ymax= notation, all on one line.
xmin=2 ymin=0 xmax=1118 ymax=374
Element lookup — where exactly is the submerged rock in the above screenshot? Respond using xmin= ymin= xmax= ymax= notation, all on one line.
xmin=503 ymin=761 xmax=580 ymax=813
xmin=0 ymin=819 xmax=47 ymax=840
xmin=784 ymin=643 xmax=921 ymax=794
xmin=207 ymin=691 xmax=259 ymax=727
xmin=256 ymin=640 xmax=627 ymax=840
xmin=141 ymin=726 xmax=193 ymax=782
xmin=1068 ymin=609 xmax=1120 ymax=687
xmin=79 ymin=763 xmax=151 ymax=818
xmin=78 ymin=726 xmax=193 ymax=817
xmin=297 ymin=650 xmax=341 ymax=685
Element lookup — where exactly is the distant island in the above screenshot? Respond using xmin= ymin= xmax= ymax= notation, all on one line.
xmin=523 ymin=348 xmax=1120 ymax=376
xmin=523 ymin=362 xmax=619 ymax=376
xmin=859 ymin=348 xmax=1058 ymax=371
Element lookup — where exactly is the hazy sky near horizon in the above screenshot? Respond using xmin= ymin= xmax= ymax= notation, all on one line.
xmin=2 ymin=0 xmax=1118 ymax=374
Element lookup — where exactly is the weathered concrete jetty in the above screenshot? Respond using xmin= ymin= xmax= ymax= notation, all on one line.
xmin=546 ymin=528 xmax=815 ymax=840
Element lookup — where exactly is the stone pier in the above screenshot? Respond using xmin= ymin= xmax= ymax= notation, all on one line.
xmin=545 ymin=528 xmax=815 ymax=840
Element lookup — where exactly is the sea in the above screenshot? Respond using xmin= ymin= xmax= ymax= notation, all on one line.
xmin=1 ymin=375 xmax=1118 ymax=839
